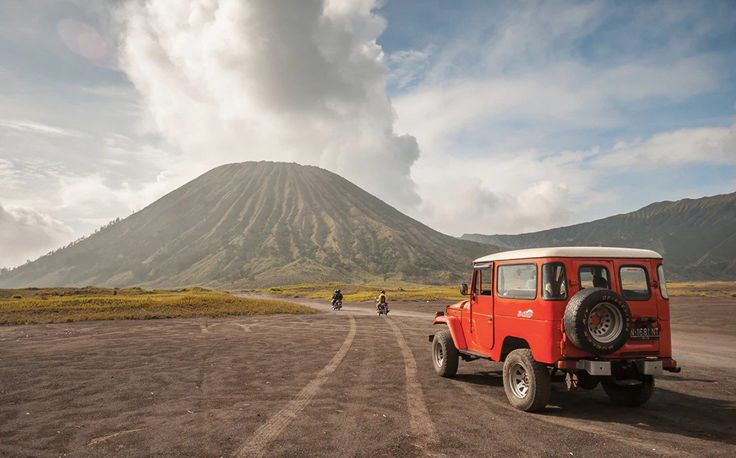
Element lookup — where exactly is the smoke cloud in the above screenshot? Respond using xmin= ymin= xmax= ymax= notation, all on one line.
xmin=118 ymin=0 xmax=420 ymax=209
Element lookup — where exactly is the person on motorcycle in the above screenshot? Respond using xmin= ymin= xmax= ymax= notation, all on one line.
xmin=331 ymin=289 xmax=343 ymax=307
xmin=376 ymin=290 xmax=388 ymax=314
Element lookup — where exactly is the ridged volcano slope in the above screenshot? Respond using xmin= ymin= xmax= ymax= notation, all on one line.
xmin=0 ymin=162 xmax=491 ymax=288
xmin=463 ymin=191 xmax=736 ymax=280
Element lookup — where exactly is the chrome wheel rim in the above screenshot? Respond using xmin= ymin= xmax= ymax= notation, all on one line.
xmin=434 ymin=342 xmax=444 ymax=367
xmin=588 ymin=302 xmax=624 ymax=344
xmin=509 ymin=363 xmax=530 ymax=398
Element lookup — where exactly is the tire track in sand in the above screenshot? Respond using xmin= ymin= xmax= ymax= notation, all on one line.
xmin=330 ymin=319 xmax=378 ymax=457
xmin=386 ymin=318 xmax=444 ymax=457
xmin=235 ymin=315 xmax=357 ymax=458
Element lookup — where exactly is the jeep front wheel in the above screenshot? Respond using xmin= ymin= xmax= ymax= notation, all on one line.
xmin=602 ymin=375 xmax=654 ymax=407
xmin=432 ymin=329 xmax=459 ymax=378
xmin=502 ymin=349 xmax=551 ymax=412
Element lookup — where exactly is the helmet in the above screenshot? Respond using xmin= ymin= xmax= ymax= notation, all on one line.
xmin=381 ymin=290 xmax=385 ymax=294
xmin=335 ymin=289 xmax=340 ymax=293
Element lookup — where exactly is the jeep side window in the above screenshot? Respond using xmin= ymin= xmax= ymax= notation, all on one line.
xmin=542 ymin=262 xmax=567 ymax=300
xmin=620 ymin=266 xmax=651 ymax=300
xmin=480 ymin=267 xmax=492 ymax=296
xmin=657 ymin=264 xmax=669 ymax=299
xmin=497 ymin=264 xmax=537 ymax=299
xmin=472 ymin=269 xmax=480 ymax=296
xmin=579 ymin=266 xmax=609 ymax=289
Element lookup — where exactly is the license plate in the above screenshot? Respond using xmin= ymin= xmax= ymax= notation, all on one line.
xmin=630 ymin=327 xmax=660 ymax=339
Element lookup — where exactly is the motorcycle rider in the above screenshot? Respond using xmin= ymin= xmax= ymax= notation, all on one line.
xmin=376 ymin=290 xmax=389 ymax=314
xmin=331 ymin=289 xmax=343 ymax=308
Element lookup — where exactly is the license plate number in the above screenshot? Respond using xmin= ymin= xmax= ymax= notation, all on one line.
xmin=630 ymin=327 xmax=660 ymax=339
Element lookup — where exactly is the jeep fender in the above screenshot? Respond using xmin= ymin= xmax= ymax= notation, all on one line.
xmin=433 ymin=314 xmax=468 ymax=350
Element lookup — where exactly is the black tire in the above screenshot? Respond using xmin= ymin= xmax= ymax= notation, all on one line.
xmin=602 ymin=375 xmax=654 ymax=407
xmin=576 ymin=371 xmax=600 ymax=390
xmin=502 ymin=349 xmax=551 ymax=412
xmin=432 ymin=329 xmax=459 ymax=377
xmin=563 ymin=288 xmax=632 ymax=355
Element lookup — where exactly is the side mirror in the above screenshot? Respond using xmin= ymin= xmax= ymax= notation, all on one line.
xmin=460 ymin=283 xmax=469 ymax=295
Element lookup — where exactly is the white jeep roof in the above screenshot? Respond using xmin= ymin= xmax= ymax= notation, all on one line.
xmin=474 ymin=246 xmax=662 ymax=263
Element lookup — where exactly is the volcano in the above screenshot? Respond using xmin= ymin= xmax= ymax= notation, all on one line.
xmin=0 ymin=162 xmax=491 ymax=288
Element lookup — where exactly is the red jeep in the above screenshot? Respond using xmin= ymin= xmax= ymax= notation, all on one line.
xmin=429 ymin=247 xmax=680 ymax=412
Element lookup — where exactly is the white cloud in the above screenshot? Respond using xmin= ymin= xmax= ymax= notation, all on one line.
xmin=390 ymin=1 xmax=734 ymax=236
xmin=0 ymin=119 xmax=85 ymax=137
xmin=0 ymin=204 xmax=76 ymax=268
xmin=412 ymin=122 xmax=736 ymax=236
xmin=117 ymin=0 xmax=421 ymax=210
xmin=411 ymin=148 xmax=598 ymax=235
xmin=597 ymin=123 xmax=736 ymax=167
xmin=394 ymin=58 xmax=721 ymax=153
xmin=387 ymin=46 xmax=433 ymax=89
xmin=0 ymin=138 xmax=201 ymax=264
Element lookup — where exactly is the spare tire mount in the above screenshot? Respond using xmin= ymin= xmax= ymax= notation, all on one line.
xmin=563 ymin=288 xmax=631 ymax=355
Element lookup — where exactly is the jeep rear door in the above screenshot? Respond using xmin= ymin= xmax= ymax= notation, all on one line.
xmin=613 ymin=260 xmax=661 ymax=353
xmin=570 ymin=259 xmax=660 ymax=355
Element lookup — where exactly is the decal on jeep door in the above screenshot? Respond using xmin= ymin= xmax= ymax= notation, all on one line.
xmin=517 ymin=309 xmax=534 ymax=318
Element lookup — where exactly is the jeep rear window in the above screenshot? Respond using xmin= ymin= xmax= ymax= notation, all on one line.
xmin=542 ymin=263 xmax=567 ymax=300
xmin=620 ymin=266 xmax=651 ymax=300
xmin=579 ymin=265 xmax=609 ymax=289
xmin=497 ymin=264 xmax=537 ymax=299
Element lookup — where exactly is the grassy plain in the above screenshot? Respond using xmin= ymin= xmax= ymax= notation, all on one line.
xmin=0 ymin=287 xmax=315 ymax=325
xmin=255 ymin=280 xmax=736 ymax=302
xmin=667 ymin=281 xmax=736 ymax=297
xmin=255 ymin=282 xmax=464 ymax=302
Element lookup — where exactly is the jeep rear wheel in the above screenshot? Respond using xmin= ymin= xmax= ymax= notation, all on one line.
xmin=432 ymin=329 xmax=458 ymax=377
xmin=502 ymin=349 xmax=551 ymax=412
xmin=602 ymin=375 xmax=654 ymax=407
xmin=564 ymin=288 xmax=632 ymax=355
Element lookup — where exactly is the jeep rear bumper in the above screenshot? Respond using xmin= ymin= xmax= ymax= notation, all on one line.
xmin=557 ymin=357 xmax=680 ymax=376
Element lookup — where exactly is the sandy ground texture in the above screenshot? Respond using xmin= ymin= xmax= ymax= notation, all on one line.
xmin=1 ymin=296 xmax=735 ymax=457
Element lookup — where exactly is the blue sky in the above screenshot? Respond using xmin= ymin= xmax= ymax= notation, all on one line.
xmin=0 ymin=0 xmax=735 ymax=268
xmin=381 ymin=0 xmax=736 ymax=145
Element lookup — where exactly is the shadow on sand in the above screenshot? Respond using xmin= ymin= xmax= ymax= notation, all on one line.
xmin=454 ymin=370 xmax=736 ymax=446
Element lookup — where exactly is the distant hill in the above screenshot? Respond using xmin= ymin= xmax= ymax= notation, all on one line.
xmin=462 ymin=192 xmax=736 ymax=280
xmin=0 ymin=162 xmax=492 ymax=288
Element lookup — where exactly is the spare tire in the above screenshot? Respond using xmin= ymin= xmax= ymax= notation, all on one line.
xmin=564 ymin=288 xmax=631 ymax=355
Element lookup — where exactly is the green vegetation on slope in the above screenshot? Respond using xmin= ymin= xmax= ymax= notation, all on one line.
xmin=463 ymin=191 xmax=736 ymax=280
xmin=0 ymin=162 xmax=491 ymax=289
xmin=0 ymin=288 xmax=315 ymax=325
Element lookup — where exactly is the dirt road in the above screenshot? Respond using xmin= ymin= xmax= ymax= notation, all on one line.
xmin=1 ymin=297 xmax=734 ymax=456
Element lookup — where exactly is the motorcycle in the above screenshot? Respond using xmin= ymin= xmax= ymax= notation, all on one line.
xmin=331 ymin=299 xmax=343 ymax=311
xmin=377 ymin=302 xmax=389 ymax=316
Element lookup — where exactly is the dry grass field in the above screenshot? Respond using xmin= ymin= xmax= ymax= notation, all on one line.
xmin=667 ymin=281 xmax=736 ymax=297
xmin=255 ymin=280 xmax=736 ymax=303
xmin=255 ymin=282 xmax=465 ymax=302
xmin=0 ymin=287 xmax=315 ymax=325
xmin=2 ymin=281 xmax=733 ymax=327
